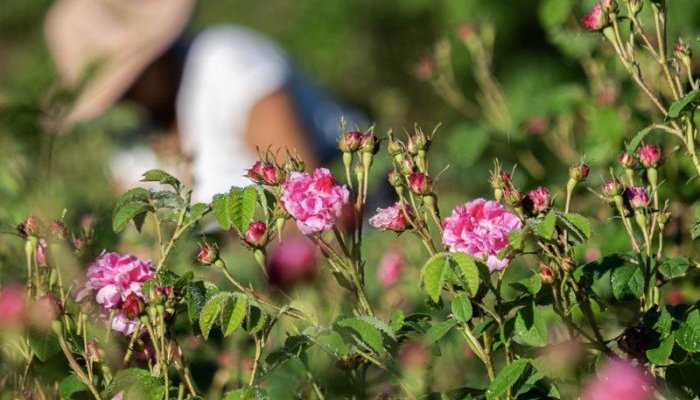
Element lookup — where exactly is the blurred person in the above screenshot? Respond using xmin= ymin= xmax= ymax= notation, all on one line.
xmin=44 ymin=0 xmax=363 ymax=202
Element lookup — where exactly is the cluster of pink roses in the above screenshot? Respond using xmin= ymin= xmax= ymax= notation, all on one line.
xmin=76 ymin=252 xmax=154 ymax=335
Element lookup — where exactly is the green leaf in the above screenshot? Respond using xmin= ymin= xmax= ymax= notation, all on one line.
xmin=560 ymin=213 xmax=591 ymax=242
xmin=667 ymin=363 xmax=700 ymax=399
xmin=243 ymin=302 xmax=267 ymax=334
xmin=113 ymin=201 xmax=151 ymax=233
xmin=103 ymin=368 xmax=165 ymax=400
xmin=223 ymin=387 xmax=270 ymax=400
xmin=451 ymin=294 xmax=473 ymax=322
xmin=421 ymin=253 xmax=449 ymax=302
xmin=675 ymin=309 xmax=700 ymax=352
xmin=508 ymin=229 xmax=523 ymax=251
xmin=515 ymin=302 xmax=548 ymax=347
xmin=486 ymin=359 xmax=530 ymax=399
xmin=510 ymin=273 xmax=542 ymax=295
xmin=59 ymin=375 xmax=87 ymax=399
xmin=424 ymin=319 xmax=457 ymax=346
xmin=646 ymin=335 xmax=674 ymax=364
xmin=356 ymin=315 xmax=397 ymax=340
xmin=221 ymin=295 xmax=247 ymax=336
xmin=200 ymin=292 xmax=226 ymax=339
xmin=186 ymin=281 xmax=219 ymax=324
xmin=534 ymin=212 xmax=557 ymax=240
xmin=451 ymin=252 xmax=479 ymax=296
xmin=626 ymin=125 xmax=654 ymax=154
xmin=28 ymin=330 xmax=60 ymax=362
xmin=189 ymin=202 xmax=209 ymax=221
xmin=336 ymin=317 xmax=385 ymax=354
xmin=141 ymin=169 xmax=181 ymax=189
xmin=610 ymin=263 xmax=644 ymax=301
xmin=116 ymin=187 xmax=151 ymax=205
xmin=668 ymin=90 xmax=700 ymax=119
xmin=658 ymin=257 xmax=691 ymax=279
xmin=389 ymin=309 xmax=405 ymax=332
xmin=227 ymin=186 xmax=258 ymax=234
xmin=211 ymin=193 xmax=232 ymax=230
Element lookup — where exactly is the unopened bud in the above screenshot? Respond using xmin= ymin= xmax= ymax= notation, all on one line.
xmin=339 ymin=131 xmax=363 ymax=153
xmin=244 ymin=221 xmax=267 ymax=248
xmin=408 ymin=172 xmax=433 ymax=195
xmin=637 ymin=144 xmax=663 ymax=169
xmin=569 ymin=163 xmax=590 ymax=183
xmin=538 ymin=264 xmax=555 ymax=285
xmin=121 ymin=293 xmax=144 ymax=320
xmin=196 ymin=243 xmax=219 ymax=266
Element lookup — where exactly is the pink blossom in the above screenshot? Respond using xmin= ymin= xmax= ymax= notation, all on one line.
xmin=369 ymin=202 xmax=413 ymax=232
xmin=281 ymin=168 xmax=349 ymax=234
xmin=525 ymin=187 xmax=550 ymax=215
xmin=582 ymin=4 xmax=607 ymax=31
xmin=442 ymin=199 xmax=522 ymax=272
xmin=266 ymin=238 xmax=318 ymax=288
xmin=637 ymin=144 xmax=662 ymax=168
xmin=581 ymin=358 xmax=654 ymax=400
xmin=377 ymin=249 xmax=402 ymax=287
xmin=0 ymin=285 xmax=26 ymax=328
xmin=76 ymin=252 xmax=155 ymax=335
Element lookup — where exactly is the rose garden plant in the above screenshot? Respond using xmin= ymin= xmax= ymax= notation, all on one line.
xmin=2 ymin=1 xmax=700 ymax=399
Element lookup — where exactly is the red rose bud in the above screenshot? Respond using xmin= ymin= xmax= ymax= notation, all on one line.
xmin=569 ymin=163 xmax=590 ymax=182
xmin=582 ymin=4 xmax=609 ymax=31
xmin=674 ymin=40 xmax=692 ymax=65
xmin=408 ymin=172 xmax=433 ymax=195
xmin=415 ymin=56 xmax=436 ymax=80
xmin=339 ymin=131 xmax=363 ymax=153
xmin=247 ymin=161 xmax=266 ymax=184
xmin=525 ymin=187 xmax=551 ymax=214
xmin=244 ymin=221 xmax=267 ymax=248
xmin=387 ymin=170 xmax=404 ymax=188
xmin=618 ymin=152 xmax=636 ymax=169
xmin=121 ymin=293 xmax=143 ymax=320
xmin=359 ymin=133 xmax=379 ymax=155
xmin=50 ymin=220 xmax=68 ymax=239
xmin=636 ymin=144 xmax=662 ymax=168
xmin=623 ymin=187 xmax=649 ymax=210
xmin=262 ymin=165 xmax=283 ymax=185
xmin=196 ymin=243 xmax=218 ymax=265
xmin=538 ymin=264 xmax=555 ymax=285
xmin=602 ymin=178 xmax=622 ymax=198
xmin=401 ymin=157 xmax=416 ymax=175
xmin=17 ymin=215 xmax=40 ymax=239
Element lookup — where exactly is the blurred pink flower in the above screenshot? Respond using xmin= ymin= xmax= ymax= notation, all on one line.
xmin=281 ymin=168 xmax=349 ymax=234
xmin=582 ymin=4 xmax=607 ymax=31
xmin=267 ymin=237 xmax=318 ymax=288
xmin=369 ymin=202 xmax=413 ymax=232
xmin=377 ymin=249 xmax=402 ymax=287
xmin=442 ymin=199 xmax=522 ymax=272
xmin=76 ymin=252 xmax=155 ymax=335
xmin=36 ymin=238 xmax=48 ymax=266
xmin=581 ymin=358 xmax=654 ymax=400
xmin=0 ymin=285 xmax=26 ymax=328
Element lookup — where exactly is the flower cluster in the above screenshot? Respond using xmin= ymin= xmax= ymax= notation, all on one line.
xmin=442 ymin=199 xmax=522 ymax=271
xmin=76 ymin=252 xmax=155 ymax=334
xmin=281 ymin=168 xmax=350 ymax=234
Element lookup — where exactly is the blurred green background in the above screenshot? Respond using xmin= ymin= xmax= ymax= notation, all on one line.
xmin=1 ymin=0 xmax=700 ymax=396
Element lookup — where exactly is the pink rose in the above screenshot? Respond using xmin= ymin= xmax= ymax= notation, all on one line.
xmin=281 ymin=168 xmax=350 ymax=234
xmin=624 ymin=187 xmax=649 ymax=210
xmin=581 ymin=358 xmax=654 ymax=400
xmin=369 ymin=202 xmax=413 ymax=232
xmin=266 ymin=238 xmax=318 ymax=288
xmin=377 ymin=249 xmax=402 ymax=287
xmin=524 ymin=187 xmax=551 ymax=215
xmin=442 ymin=199 xmax=522 ymax=272
xmin=76 ymin=251 xmax=155 ymax=335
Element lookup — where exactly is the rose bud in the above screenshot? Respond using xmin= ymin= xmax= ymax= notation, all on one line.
xmin=369 ymin=202 xmax=413 ymax=233
xmin=674 ymin=40 xmax=692 ymax=66
xmin=17 ymin=215 xmax=40 ymax=239
xmin=407 ymin=132 xmax=430 ymax=155
xmin=150 ymin=285 xmax=175 ymax=306
xmin=624 ymin=187 xmax=649 ymax=210
xmin=504 ymin=188 xmax=524 ymax=208
xmin=636 ymin=144 xmax=662 ymax=169
xmin=387 ymin=170 xmax=403 ymax=188
xmin=602 ymin=178 xmax=623 ymax=198
xmin=525 ymin=187 xmax=551 ymax=215
xmin=538 ymin=264 xmax=555 ymax=285
xmin=339 ymin=131 xmax=363 ymax=153
xmin=246 ymin=161 xmax=266 ymax=183
xmin=261 ymin=165 xmax=283 ymax=186
xmin=37 ymin=238 xmax=48 ymax=266
xmin=569 ymin=162 xmax=590 ymax=183
xmin=415 ymin=56 xmax=436 ymax=80
xmin=50 ymin=220 xmax=68 ymax=239
xmin=359 ymin=133 xmax=379 ymax=155
xmin=387 ymin=135 xmax=404 ymax=157
xmin=244 ymin=221 xmax=267 ymax=248
xmin=120 ymin=293 xmax=144 ymax=320
xmin=408 ymin=172 xmax=433 ymax=195
xmin=582 ymin=4 xmax=609 ymax=31
xmin=284 ymin=152 xmax=306 ymax=173
xmin=195 ymin=243 xmax=218 ymax=266
xmin=560 ymin=256 xmax=575 ymax=272
xmin=618 ymin=152 xmax=636 ymax=169
xmin=401 ymin=157 xmax=416 ymax=175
